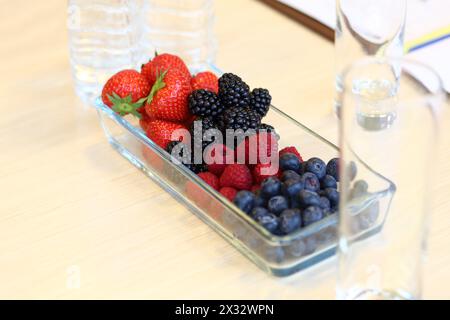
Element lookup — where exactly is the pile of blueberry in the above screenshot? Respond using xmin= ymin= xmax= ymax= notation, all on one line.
xmin=233 ymin=156 xmax=352 ymax=236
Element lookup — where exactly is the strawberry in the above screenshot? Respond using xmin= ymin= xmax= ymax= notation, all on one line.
xmin=204 ymin=144 xmax=235 ymax=176
xmin=101 ymin=70 xmax=151 ymax=118
xmin=198 ymin=172 xmax=220 ymax=191
xmin=279 ymin=146 xmax=303 ymax=162
xmin=220 ymin=164 xmax=253 ymax=190
xmin=236 ymin=132 xmax=279 ymax=165
xmin=253 ymin=162 xmax=279 ymax=184
xmin=141 ymin=53 xmax=191 ymax=85
xmin=220 ymin=187 xmax=238 ymax=202
xmin=145 ymin=69 xmax=192 ymax=122
xmin=191 ymin=71 xmax=219 ymax=93
xmin=145 ymin=120 xmax=187 ymax=149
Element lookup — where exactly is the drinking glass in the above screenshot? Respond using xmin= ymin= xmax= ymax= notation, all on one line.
xmin=337 ymin=57 xmax=445 ymax=300
xmin=335 ymin=0 xmax=407 ymax=116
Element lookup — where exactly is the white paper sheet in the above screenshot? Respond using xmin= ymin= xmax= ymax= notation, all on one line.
xmin=278 ymin=0 xmax=450 ymax=93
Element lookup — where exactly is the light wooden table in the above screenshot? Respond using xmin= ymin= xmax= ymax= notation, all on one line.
xmin=0 ymin=0 xmax=449 ymax=299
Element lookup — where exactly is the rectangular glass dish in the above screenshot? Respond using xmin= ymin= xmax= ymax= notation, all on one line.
xmin=94 ymin=97 xmax=393 ymax=277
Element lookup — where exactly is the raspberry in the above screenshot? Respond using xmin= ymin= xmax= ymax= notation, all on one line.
xmin=236 ymin=132 xmax=279 ymax=165
xmin=198 ymin=172 xmax=220 ymax=191
xmin=204 ymin=144 xmax=234 ymax=176
xmin=252 ymin=163 xmax=279 ymax=184
xmin=279 ymin=146 xmax=303 ymax=162
xmin=185 ymin=181 xmax=209 ymax=210
xmin=220 ymin=164 xmax=253 ymax=190
xmin=220 ymin=187 xmax=238 ymax=202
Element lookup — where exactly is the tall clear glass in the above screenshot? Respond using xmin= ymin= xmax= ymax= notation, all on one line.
xmin=337 ymin=57 xmax=445 ymax=300
xmin=335 ymin=0 xmax=407 ymax=116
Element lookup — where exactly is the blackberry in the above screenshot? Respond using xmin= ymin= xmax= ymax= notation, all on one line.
xmin=218 ymin=73 xmax=250 ymax=108
xmin=185 ymin=163 xmax=208 ymax=174
xmin=218 ymin=106 xmax=261 ymax=132
xmin=188 ymin=89 xmax=224 ymax=118
xmin=166 ymin=141 xmax=191 ymax=164
xmin=258 ymin=123 xmax=275 ymax=132
xmin=190 ymin=117 xmax=221 ymax=151
xmin=258 ymin=123 xmax=279 ymax=140
xmin=250 ymin=88 xmax=271 ymax=117
xmin=218 ymin=73 xmax=246 ymax=87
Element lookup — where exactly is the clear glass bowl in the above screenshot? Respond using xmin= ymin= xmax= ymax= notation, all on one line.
xmin=94 ymin=97 xmax=393 ymax=276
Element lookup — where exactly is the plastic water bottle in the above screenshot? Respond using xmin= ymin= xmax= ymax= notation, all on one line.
xmin=139 ymin=0 xmax=217 ymax=72
xmin=67 ymin=0 xmax=217 ymax=104
xmin=67 ymin=0 xmax=142 ymax=105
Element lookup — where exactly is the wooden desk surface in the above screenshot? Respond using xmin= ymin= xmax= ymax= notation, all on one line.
xmin=0 ymin=0 xmax=449 ymax=299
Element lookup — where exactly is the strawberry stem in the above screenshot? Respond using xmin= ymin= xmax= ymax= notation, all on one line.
xmin=108 ymin=93 xmax=144 ymax=119
xmin=146 ymin=70 xmax=167 ymax=105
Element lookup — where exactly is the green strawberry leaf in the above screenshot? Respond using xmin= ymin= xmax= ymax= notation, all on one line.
xmin=108 ymin=93 xmax=143 ymax=119
xmin=146 ymin=70 xmax=168 ymax=105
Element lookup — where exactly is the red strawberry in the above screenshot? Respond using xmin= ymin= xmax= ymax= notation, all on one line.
xmin=145 ymin=120 xmax=187 ymax=149
xmin=141 ymin=53 xmax=190 ymax=85
xmin=204 ymin=144 xmax=235 ymax=176
xmin=220 ymin=187 xmax=238 ymax=202
xmin=198 ymin=172 xmax=220 ymax=191
xmin=102 ymin=70 xmax=151 ymax=117
xmin=252 ymin=162 xmax=279 ymax=184
xmin=138 ymin=107 xmax=157 ymax=132
xmin=145 ymin=69 xmax=192 ymax=122
xmin=220 ymin=164 xmax=253 ymax=190
xmin=236 ymin=132 xmax=279 ymax=165
xmin=191 ymin=71 xmax=219 ymax=93
xmin=279 ymin=146 xmax=303 ymax=162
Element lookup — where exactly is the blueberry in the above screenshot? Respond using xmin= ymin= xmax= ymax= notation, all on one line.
xmin=254 ymin=194 xmax=266 ymax=208
xmin=260 ymin=177 xmax=282 ymax=199
xmin=279 ymin=209 xmax=302 ymax=234
xmin=279 ymin=153 xmax=301 ymax=172
xmin=300 ymin=172 xmax=320 ymax=192
xmin=251 ymin=207 xmax=270 ymax=220
xmin=326 ymin=158 xmax=339 ymax=181
xmin=233 ymin=191 xmax=255 ymax=214
xmin=322 ymin=188 xmax=339 ymax=208
xmin=319 ymin=196 xmax=331 ymax=211
xmin=348 ymin=161 xmax=357 ymax=181
xmin=298 ymin=189 xmax=321 ymax=209
xmin=320 ymin=175 xmax=337 ymax=189
xmin=267 ymin=195 xmax=289 ymax=215
xmin=305 ymin=157 xmax=327 ymax=179
xmin=298 ymin=162 xmax=305 ymax=174
xmin=282 ymin=179 xmax=304 ymax=199
xmin=302 ymin=206 xmax=324 ymax=227
xmin=350 ymin=180 xmax=369 ymax=199
xmin=280 ymin=170 xmax=300 ymax=182
xmin=254 ymin=212 xmax=279 ymax=233
xmin=290 ymin=197 xmax=301 ymax=209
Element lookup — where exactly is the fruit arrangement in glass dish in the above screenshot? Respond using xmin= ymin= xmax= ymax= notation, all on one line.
xmin=96 ymin=53 xmax=393 ymax=276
